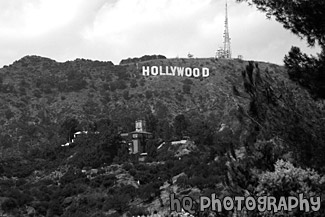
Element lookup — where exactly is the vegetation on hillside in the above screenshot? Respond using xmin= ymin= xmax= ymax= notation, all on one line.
xmin=0 ymin=1 xmax=323 ymax=215
xmin=0 ymin=53 xmax=324 ymax=216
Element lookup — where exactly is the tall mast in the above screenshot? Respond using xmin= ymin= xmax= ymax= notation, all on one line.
xmin=223 ymin=0 xmax=231 ymax=58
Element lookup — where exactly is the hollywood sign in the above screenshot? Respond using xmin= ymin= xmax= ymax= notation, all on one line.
xmin=142 ymin=66 xmax=210 ymax=78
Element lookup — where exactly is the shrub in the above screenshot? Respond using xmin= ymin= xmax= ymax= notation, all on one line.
xmin=130 ymin=79 xmax=138 ymax=88
xmin=102 ymin=82 xmax=110 ymax=91
xmin=139 ymin=79 xmax=145 ymax=86
xmin=122 ymin=163 xmax=133 ymax=171
xmin=115 ymin=80 xmax=127 ymax=90
xmin=182 ymin=84 xmax=191 ymax=94
xmin=137 ymin=183 xmax=160 ymax=201
xmin=123 ymin=90 xmax=130 ymax=100
xmin=255 ymin=159 xmax=325 ymax=216
xmin=103 ymin=194 xmax=130 ymax=213
xmin=257 ymin=160 xmax=325 ymax=197
xmin=145 ymin=90 xmax=152 ymax=99
xmin=34 ymin=201 xmax=49 ymax=216
xmin=1 ymin=198 xmax=18 ymax=213
xmin=129 ymin=206 xmax=149 ymax=216
xmin=183 ymin=78 xmax=193 ymax=85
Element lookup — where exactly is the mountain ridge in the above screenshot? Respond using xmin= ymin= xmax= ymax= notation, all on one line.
xmin=0 ymin=54 xmax=311 ymax=155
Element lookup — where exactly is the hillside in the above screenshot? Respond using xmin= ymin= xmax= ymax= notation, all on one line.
xmin=0 ymin=55 xmax=324 ymax=216
xmin=0 ymin=55 xmax=281 ymax=150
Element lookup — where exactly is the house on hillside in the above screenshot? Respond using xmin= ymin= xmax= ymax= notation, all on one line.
xmin=61 ymin=130 xmax=99 ymax=147
xmin=71 ymin=131 xmax=88 ymax=143
xmin=120 ymin=120 xmax=152 ymax=159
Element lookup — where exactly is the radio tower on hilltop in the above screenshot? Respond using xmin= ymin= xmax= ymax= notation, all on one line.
xmin=223 ymin=0 xmax=231 ymax=58
xmin=216 ymin=0 xmax=232 ymax=59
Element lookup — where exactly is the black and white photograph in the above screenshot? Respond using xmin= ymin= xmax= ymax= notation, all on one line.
xmin=0 ymin=0 xmax=324 ymax=216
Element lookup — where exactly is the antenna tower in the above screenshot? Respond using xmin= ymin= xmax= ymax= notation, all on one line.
xmin=223 ymin=0 xmax=231 ymax=58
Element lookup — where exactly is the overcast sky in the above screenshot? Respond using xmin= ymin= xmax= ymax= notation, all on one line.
xmin=0 ymin=0 xmax=321 ymax=67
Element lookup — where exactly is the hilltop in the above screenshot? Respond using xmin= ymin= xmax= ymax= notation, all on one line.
xmin=0 ymin=55 xmax=324 ymax=216
xmin=0 ymin=55 xmax=283 ymax=158
xmin=0 ymin=55 xmax=281 ymax=145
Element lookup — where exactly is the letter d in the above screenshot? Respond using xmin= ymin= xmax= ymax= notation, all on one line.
xmin=202 ymin=68 xmax=209 ymax=77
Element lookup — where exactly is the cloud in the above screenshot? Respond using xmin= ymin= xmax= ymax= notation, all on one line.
xmin=0 ymin=0 xmax=109 ymax=64
xmin=227 ymin=1 xmax=321 ymax=64
xmin=0 ymin=0 xmax=321 ymax=67
xmin=83 ymin=0 xmax=214 ymax=60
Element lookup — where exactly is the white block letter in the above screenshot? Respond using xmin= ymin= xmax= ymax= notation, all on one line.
xmin=152 ymin=66 xmax=159 ymax=76
xmin=142 ymin=66 xmax=150 ymax=76
xmin=202 ymin=67 xmax=209 ymax=77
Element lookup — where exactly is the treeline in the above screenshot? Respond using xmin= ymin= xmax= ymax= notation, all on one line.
xmin=119 ymin=55 xmax=167 ymax=65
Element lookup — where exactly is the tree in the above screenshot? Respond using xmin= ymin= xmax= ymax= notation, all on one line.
xmin=256 ymin=160 xmax=325 ymax=216
xmin=237 ymin=0 xmax=325 ymax=99
xmin=60 ymin=118 xmax=79 ymax=142
xmin=157 ymin=120 xmax=173 ymax=141
xmin=70 ymin=121 xmax=123 ymax=168
xmin=145 ymin=113 xmax=158 ymax=135
xmin=173 ymin=114 xmax=189 ymax=138
xmin=284 ymin=46 xmax=325 ymax=98
xmin=145 ymin=90 xmax=152 ymax=99
xmin=146 ymin=139 xmax=158 ymax=159
xmin=187 ymin=116 xmax=214 ymax=146
xmin=130 ymin=79 xmax=138 ymax=88
xmin=237 ymin=0 xmax=325 ymax=46
xmin=122 ymin=90 xmax=130 ymax=100
xmin=182 ymin=84 xmax=191 ymax=94
xmin=1 ymin=198 xmax=18 ymax=213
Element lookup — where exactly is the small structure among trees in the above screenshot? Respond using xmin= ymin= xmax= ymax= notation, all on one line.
xmin=121 ymin=120 xmax=152 ymax=156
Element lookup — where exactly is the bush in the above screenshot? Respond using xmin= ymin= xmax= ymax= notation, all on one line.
xmin=257 ymin=160 xmax=325 ymax=197
xmin=102 ymin=82 xmax=110 ymax=91
xmin=183 ymin=78 xmax=193 ymax=85
xmin=34 ymin=201 xmax=49 ymax=216
xmin=103 ymin=194 xmax=130 ymax=213
xmin=176 ymin=175 xmax=189 ymax=188
xmin=49 ymin=199 xmax=63 ymax=216
xmin=123 ymin=90 xmax=130 ymax=100
xmin=129 ymin=206 xmax=149 ymax=216
xmin=137 ymin=183 xmax=161 ymax=201
xmin=69 ymin=211 xmax=88 ymax=217
xmin=115 ymin=80 xmax=127 ymax=90
xmin=284 ymin=46 xmax=325 ymax=99
xmin=60 ymin=169 xmax=80 ymax=185
xmin=1 ymin=198 xmax=17 ymax=213
xmin=145 ymin=90 xmax=152 ymax=99
xmin=255 ymin=159 xmax=325 ymax=216
xmin=139 ymin=79 xmax=145 ymax=86
xmin=182 ymin=84 xmax=191 ymax=94
xmin=122 ymin=163 xmax=133 ymax=171
xmin=130 ymin=79 xmax=138 ymax=88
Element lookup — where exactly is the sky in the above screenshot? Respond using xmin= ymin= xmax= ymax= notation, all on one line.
xmin=0 ymin=0 xmax=321 ymax=67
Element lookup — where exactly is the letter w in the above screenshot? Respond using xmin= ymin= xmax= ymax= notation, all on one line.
xmin=177 ymin=67 xmax=184 ymax=76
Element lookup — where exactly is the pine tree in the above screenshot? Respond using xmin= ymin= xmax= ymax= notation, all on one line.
xmin=238 ymin=0 xmax=325 ymax=99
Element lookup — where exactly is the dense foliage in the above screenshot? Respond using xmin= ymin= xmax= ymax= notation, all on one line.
xmin=119 ymin=54 xmax=167 ymax=65
xmin=284 ymin=46 xmax=325 ymax=99
xmin=236 ymin=0 xmax=325 ymax=46
xmin=0 ymin=55 xmax=324 ymax=216
xmin=237 ymin=0 xmax=325 ymax=99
